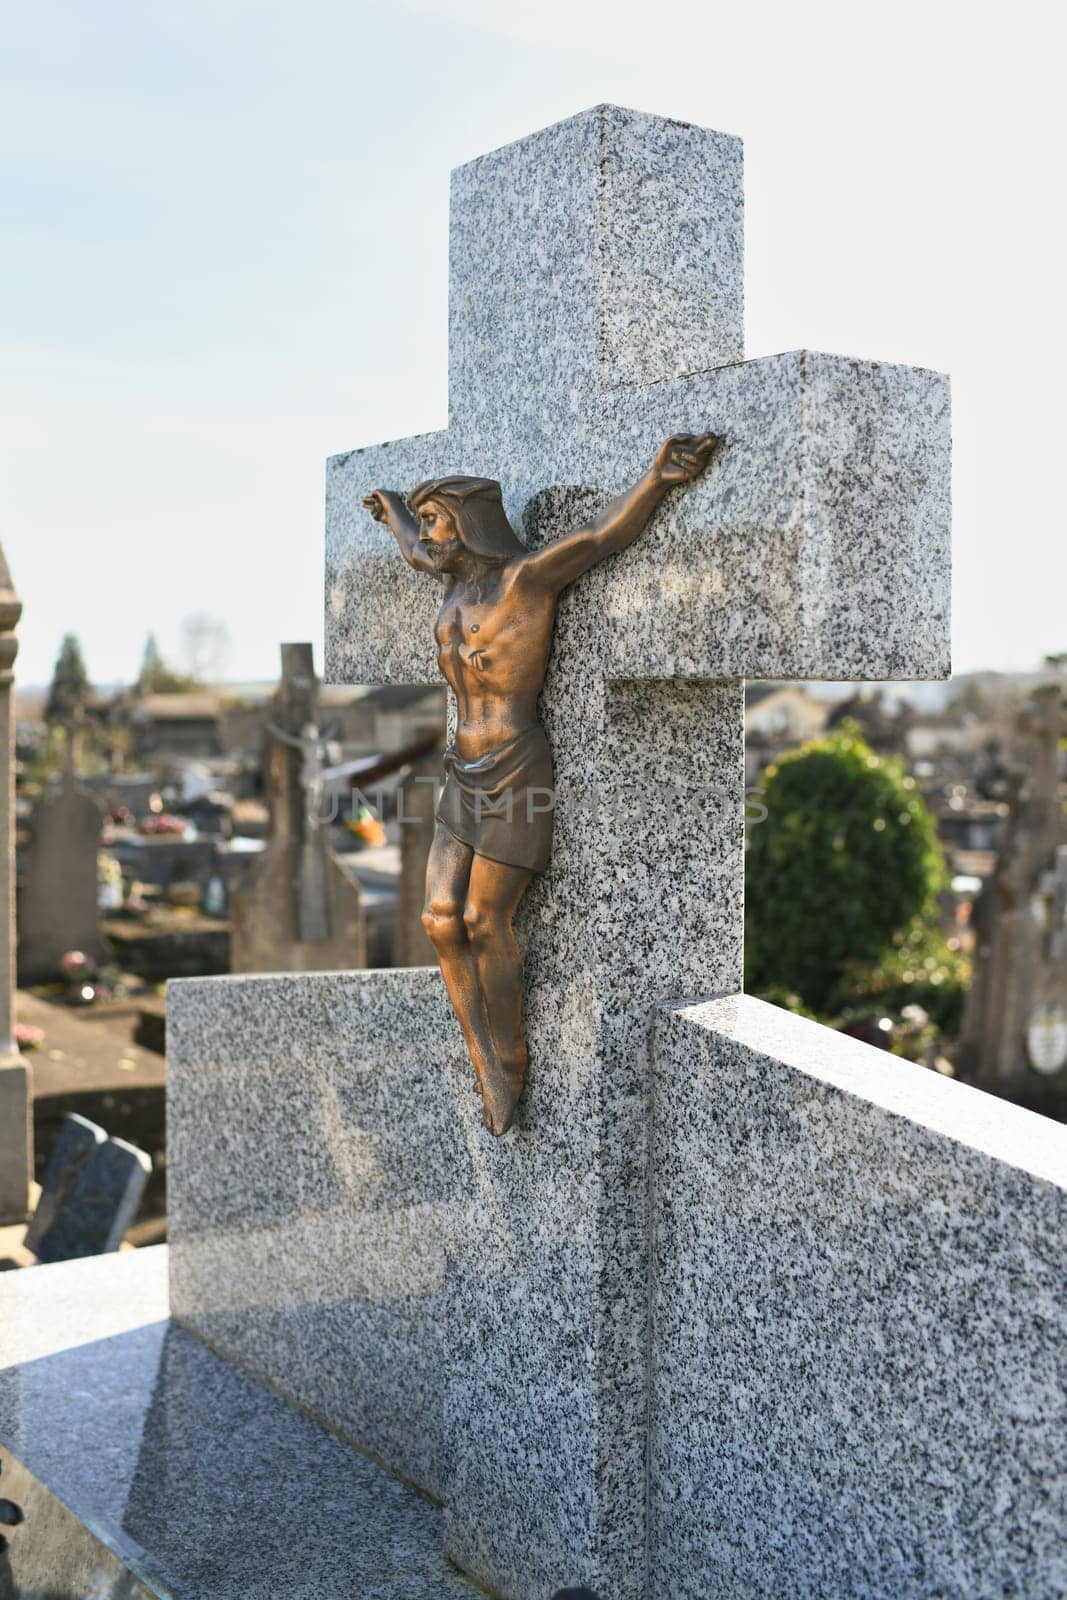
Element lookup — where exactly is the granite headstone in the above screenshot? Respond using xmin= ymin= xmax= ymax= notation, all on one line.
xmin=29 ymin=1125 xmax=151 ymax=1263
xmin=17 ymin=725 xmax=108 ymax=984
xmin=393 ymin=745 xmax=439 ymax=966
xmin=0 ymin=542 xmax=31 ymax=1223
xmin=23 ymin=1112 xmax=105 ymax=1254
xmin=173 ymin=104 xmax=954 ymax=1600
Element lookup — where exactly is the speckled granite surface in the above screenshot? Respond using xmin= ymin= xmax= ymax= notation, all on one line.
xmin=649 ymin=997 xmax=1067 ymax=1600
xmin=169 ymin=682 xmax=744 ymax=1600
xmin=327 ymin=349 xmax=950 ymax=691
xmin=167 ymin=968 xmax=467 ymax=1503
xmin=0 ymin=1247 xmax=478 ymax=1598
xmin=326 ymin=108 xmax=947 ymax=698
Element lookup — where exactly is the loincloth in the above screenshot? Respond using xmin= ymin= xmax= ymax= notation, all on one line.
xmin=436 ymin=724 xmax=554 ymax=874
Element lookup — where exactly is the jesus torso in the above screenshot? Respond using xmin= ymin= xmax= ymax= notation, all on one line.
xmin=434 ymin=558 xmax=558 ymax=761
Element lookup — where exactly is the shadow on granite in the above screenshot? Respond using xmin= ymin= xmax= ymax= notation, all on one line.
xmin=0 ymin=1249 xmax=477 ymax=1599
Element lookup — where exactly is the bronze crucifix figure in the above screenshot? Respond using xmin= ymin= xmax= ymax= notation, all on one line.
xmin=364 ymin=433 xmax=720 ymax=1134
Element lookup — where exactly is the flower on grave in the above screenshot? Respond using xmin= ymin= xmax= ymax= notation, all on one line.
xmin=59 ymin=950 xmax=95 ymax=981
xmin=14 ymin=1023 xmax=45 ymax=1050
xmin=140 ymin=812 xmax=188 ymax=836
xmin=346 ymin=805 xmax=387 ymax=849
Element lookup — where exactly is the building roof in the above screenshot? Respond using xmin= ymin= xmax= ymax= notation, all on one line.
xmin=138 ymin=693 xmax=223 ymax=721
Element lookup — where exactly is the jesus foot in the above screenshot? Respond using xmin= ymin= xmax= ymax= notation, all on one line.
xmin=479 ymin=1057 xmax=526 ymax=1136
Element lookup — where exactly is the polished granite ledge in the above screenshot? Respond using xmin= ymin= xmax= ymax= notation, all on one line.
xmin=649 ymin=996 xmax=1067 ymax=1600
xmin=0 ymin=1248 xmax=480 ymax=1599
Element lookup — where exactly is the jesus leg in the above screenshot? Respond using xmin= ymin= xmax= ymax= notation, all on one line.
xmin=462 ymin=854 xmax=534 ymax=1135
xmin=421 ymin=824 xmax=500 ymax=1098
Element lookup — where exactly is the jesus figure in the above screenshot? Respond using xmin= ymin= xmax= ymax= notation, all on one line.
xmin=363 ymin=431 xmax=719 ymax=1135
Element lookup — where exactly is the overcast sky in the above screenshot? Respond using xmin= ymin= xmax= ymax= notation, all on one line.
xmin=2 ymin=0 xmax=1063 ymax=688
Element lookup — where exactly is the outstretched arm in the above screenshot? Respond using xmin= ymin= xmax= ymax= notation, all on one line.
xmin=520 ymin=433 xmax=722 ymax=593
xmin=362 ymin=489 xmax=436 ymax=574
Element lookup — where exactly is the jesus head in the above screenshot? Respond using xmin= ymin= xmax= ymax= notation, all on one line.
xmin=407 ymin=476 xmax=525 ymax=571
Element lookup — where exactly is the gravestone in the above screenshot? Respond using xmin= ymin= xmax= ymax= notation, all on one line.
xmin=107 ymin=833 xmax=222 ymax=893
xmin=27 ymin=1116 xmax=151 ymax=1263
xmin=960 ymin=683 xmax=1067 ymax=1112
xmin=321 ymin=104 xmax=949 ymax=1596
xmin=17 ymin=722 xmax=107 ymax=985
xmin=22 ymin=1112 xmax=105 ymax=1254
xmin=165 ymin=105 xmax=986 ymax=1600
xmin=230 ymin=643 xmax=366 ymax=973
xmin=394 ymin=745 xmax=440 ymax=966
xmin=0 ymin=543 xmax=31 ymax=1222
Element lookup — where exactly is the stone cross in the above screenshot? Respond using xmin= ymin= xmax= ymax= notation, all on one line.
xmin=324 ymin=105 xmax=949 ymax=1598
xmin=267 ymin=643 xmax=337 ymax=943
xmin=0 ymin=543 xmax=31 ymax=1223
xmin=230 ymin=643 xmax=366 ymax=973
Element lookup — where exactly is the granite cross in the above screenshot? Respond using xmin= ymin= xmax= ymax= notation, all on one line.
xmin=321 ymin=105 xmax=950 ymax=1599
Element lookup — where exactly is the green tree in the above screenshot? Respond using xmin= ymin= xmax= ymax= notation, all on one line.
xmin=138 ymin=632 xmax=165 ymax=690
xmin=44 ymin=632 xmax=91 ymax=724
xmin=137 ymin=632 xmax=194 ymax=694
xmin=745 ymin=724 xmax=947 ymax=1015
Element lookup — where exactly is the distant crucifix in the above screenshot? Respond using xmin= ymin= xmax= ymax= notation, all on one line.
xmin=230 ymin=643 xmax=365 ymax=973
xmin=265 ymin=715 xmax=340 ymax=942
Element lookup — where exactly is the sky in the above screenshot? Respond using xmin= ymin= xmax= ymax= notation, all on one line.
xmin=2 ymin=0 xmax=1064 ymax=688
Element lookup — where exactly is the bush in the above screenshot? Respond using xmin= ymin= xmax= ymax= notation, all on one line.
xmin=745 ymin=724 xmax=948 ymax=1016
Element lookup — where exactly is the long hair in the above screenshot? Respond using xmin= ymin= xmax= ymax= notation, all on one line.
xmin=407 ymin=476 xmax=526 ymax=562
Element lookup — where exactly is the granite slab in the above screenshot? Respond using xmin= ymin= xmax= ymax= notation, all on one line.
xmin=169 ymin=677 xmax=745 ymax=1600
xmin=32 ymin=1128 xmax=151 ymax=1263
xmin=24 ymin=1112 xmax=105 ymax=1254
xmin=167 ymin=967 xmax=469 ymax=1505
xmin=0 ymin=1247 xmax=480 ymax=1599
xmin=649 ymin=996 xmax=1067 ymax=1600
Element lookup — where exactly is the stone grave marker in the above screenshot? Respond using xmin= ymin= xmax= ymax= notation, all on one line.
xmin=0 ymin=542 xmax=31 ymax=1222
xmin=319 ymin=103 xmax=949 ymax=1595
xmin=166 ymin=105 xmax=972 ymax=1600
xmin=22 ymin=1111 xmax=105 ymax=1254
xmin=230 ymin=642 xmax=366 ymax=972
xmin=17 ymin=720 xmax=108 ymax=985
xmin=961 ymin=682 xmax=1067 ymax=1110
xmin=394 ymin=743 xmax=440 ymax=966
xmin=28 ymin=1118 xmax=151 ymax=1263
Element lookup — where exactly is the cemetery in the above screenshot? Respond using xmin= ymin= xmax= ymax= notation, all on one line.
xmin=0 ymin=38 xmax=1065 ymax=1600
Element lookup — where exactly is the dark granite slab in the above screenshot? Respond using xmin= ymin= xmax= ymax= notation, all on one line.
xmin=0 ymin=1249 xmax=479 ymax=1598
xmin=22 ymin=1111 xmax=104 ymax=1254
xmin=31 ymin=1126 xmax=151 ymax=1263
